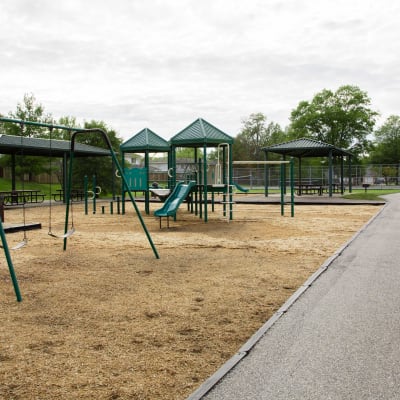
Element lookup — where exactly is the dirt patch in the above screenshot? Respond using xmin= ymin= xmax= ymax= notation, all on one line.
xmin=0 ymin=200 xmax=381 ymax=399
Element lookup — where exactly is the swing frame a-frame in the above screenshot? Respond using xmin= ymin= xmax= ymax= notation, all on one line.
xmin=0 ymin=118 xmax=160 ymax=301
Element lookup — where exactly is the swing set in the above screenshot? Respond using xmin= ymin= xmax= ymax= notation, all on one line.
xmin=0 ymin=117 xmax=159 ymax=302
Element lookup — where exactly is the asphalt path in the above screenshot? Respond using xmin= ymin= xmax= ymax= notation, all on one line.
xmin=189 ymin=193 xmax=400 ymax=400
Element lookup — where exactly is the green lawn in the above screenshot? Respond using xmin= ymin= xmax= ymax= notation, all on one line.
xmin=343 ymin=188 xmax=400 ymax=201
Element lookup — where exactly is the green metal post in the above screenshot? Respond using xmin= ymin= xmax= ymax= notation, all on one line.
xmin=145 ymin=152 xmax=150 ymax=215
xmin=203 ymin=146 xmax=208 ymax=223
xmin=0 ymin=219 xmax=22 ymax=302
xmin=290 ymin=159 xmax=295 ymax=217
xmin=92 ymin=175 xmax=97 ymax=214
xmin=280 ymin=163 xmax=285 ymax=216
xmin=198 ymin=158 xmax=202 ymax=219
xmin=121 ymin=152 xmax=126 ymax=215
xmin=63 ymin=150 xmax=74 ymax=251
xmin=84 ymin=175 xmax=88 ymax=215
xmin=328 ymin=150 xmax=333 ymax=197
xmin=348 ymin=156 xmax=352 ymax=193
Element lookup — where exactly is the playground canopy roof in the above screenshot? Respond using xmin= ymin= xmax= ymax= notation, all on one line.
xmin=120 ymin=128 xmax=170 ymax=153
xmin=262 ymin=138 xmax=353 ymax=158
xmin=170 ymin=118 xmax=234 ymax=147
xmin=0 ymin=134 xmax=110 ymax=157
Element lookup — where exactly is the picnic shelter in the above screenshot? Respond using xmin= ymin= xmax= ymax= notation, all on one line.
xmin=262 ymin=138 xmax=353 ymax=197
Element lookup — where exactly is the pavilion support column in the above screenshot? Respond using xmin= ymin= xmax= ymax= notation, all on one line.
xmin=283 ymin=155 xmax=287 ymax=194
xmin=328 ymin=150 xmax=333 ymax=197
xmin=298 ymin=157 xmax=302 ymax=195
xmin=203 ymin=145 xmax=208 ymax=223
xmin=348 ymin=156 xmax=352 ymax=193
xmin=144 ymin=151 xmax=150 ymax=215
xmin=340 ymin=156 xmax=344 ymax=194
xmin=228 ymin=144 xmax=233 ymax=220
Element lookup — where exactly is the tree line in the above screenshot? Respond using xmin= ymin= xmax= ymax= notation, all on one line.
xmin=0 ymin=94 xmax=122 ymax=194
xmin=1 ymin=86 xmax=399 ymax=191
xmin=234 ymin=84 xmax=400 ymax=167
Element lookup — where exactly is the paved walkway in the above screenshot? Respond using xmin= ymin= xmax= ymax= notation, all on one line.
xmin=188 ymin=193 xmax=400 ymax=399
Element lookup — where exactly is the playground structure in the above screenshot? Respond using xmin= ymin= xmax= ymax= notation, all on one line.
xmin=120 ymin=119 xmax=295 ymax=226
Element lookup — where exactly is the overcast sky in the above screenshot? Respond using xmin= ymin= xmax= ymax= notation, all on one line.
xmin=1 ymin=0 xmax=399 ymax=141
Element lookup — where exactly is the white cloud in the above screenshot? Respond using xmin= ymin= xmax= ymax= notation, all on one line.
xmin=1 ymin=0 xmax=400 ymax=141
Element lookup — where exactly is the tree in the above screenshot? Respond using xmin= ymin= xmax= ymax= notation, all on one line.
xmin=369 ymin=115 xmax=400 ymax=183
xmin=4 ymin=93 xmax=53 ymax=137
xmin=233 ymin=113 xmax=285 ymax=161
xmin=370 ymin=115 xmax=400 ymax=163
xmin=0 ymin=94 xmax=55 ymax=180
xmin=289 ymin=85 xmax=379 ymax=158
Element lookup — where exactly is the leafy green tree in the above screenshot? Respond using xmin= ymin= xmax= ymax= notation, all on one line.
xmin=370 ymin=115 xmax=400 ymax=164
xmin=233 ymin=113 xmax=285 ymax=160
xmin=0 ymin=94 xmax=54 ymax=180
xmin=369 ymin=115 xmax=400 ymax=183
xmin=289 ymin=85 xmax=379 ymax=158
xmin=3 ymin=93 xmax=53 ymax=137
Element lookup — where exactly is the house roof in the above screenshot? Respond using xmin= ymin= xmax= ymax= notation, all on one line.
xmin=120 ymin=128 xmax=170 ymax=152
xmin=170 ymin=118 xmax=234 ymax=146
xmin=0 ymin=134 xmax=110 ymax=157
xmin=262 ymin=138 xmax=352 ymax=158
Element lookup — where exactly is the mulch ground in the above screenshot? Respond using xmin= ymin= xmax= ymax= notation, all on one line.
xmin=0 ymin=200 xmax=381 ymax=399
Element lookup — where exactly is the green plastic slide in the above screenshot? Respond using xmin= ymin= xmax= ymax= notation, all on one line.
xmin=154 ymin=181 xmax=196 ymax=219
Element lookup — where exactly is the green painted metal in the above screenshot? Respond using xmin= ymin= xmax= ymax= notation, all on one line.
xmin=84 ymin=175 xmax=88 ymax=215
xmin=0 ymin=218 xmax=22 ymax=302
xmin=0 ymin=116 xmax=86 ymax=132
xmin=154 ymin=181 xmax=197 ymax=223
xmin=63 ymin=150 xmax=74 ymax=251
xmin=124 ymin=168 xmax=148 ymax=190
xmin=120 ymin=128 xmax=169 ymax=152
xmin=170 ymin=118 xmax=234 ymax=146
xmin=263 ymin=137 xmax=352 ymax=158
xmin=66 ymin=129 xmax=159 ymax=259
xmin=92 ymin=175 xmax=97 ymax=214
xmin=290 ymin=158 xmax=295 ymax=217
xmin=280 ymin=163 xmax=285 ymax=216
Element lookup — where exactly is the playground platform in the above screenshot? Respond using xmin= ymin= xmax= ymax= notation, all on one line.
xmin=188 ymin=193 xmax=400 ymax=399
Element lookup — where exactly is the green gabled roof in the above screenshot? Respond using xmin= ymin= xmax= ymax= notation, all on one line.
xmin=0 ymin=134 xmax=110 ymax=157
xmin=120 ymin=128 xmax=170 ymax=152
xmin=170 ymin=118 xmax=234 ymax=146
xmin=263 ymin=138 xmax=352 ymax=158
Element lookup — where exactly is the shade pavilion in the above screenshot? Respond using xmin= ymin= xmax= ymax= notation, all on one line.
xmin=262 ymin=138 xmax=353 ymax=196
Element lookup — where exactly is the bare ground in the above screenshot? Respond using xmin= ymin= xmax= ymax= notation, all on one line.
xmin=0 ymin=200 xmax=381 ymax=399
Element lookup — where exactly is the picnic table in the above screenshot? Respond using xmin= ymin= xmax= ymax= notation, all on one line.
xmin=295 ymin=184 xmax=324 ymax=196
xmin=0 ymin=190 xmax=45 ymax=205
xmin=295 ymin=183 xmax=344 ymax=196
xmin=53 ymin=189 xmax=85 ymax=202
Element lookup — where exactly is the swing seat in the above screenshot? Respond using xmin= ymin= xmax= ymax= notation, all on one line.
xmin=48 ymin=227 xmax=75 ymax=239
xmin=11 ymin=238 xmax=28 ymax=250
